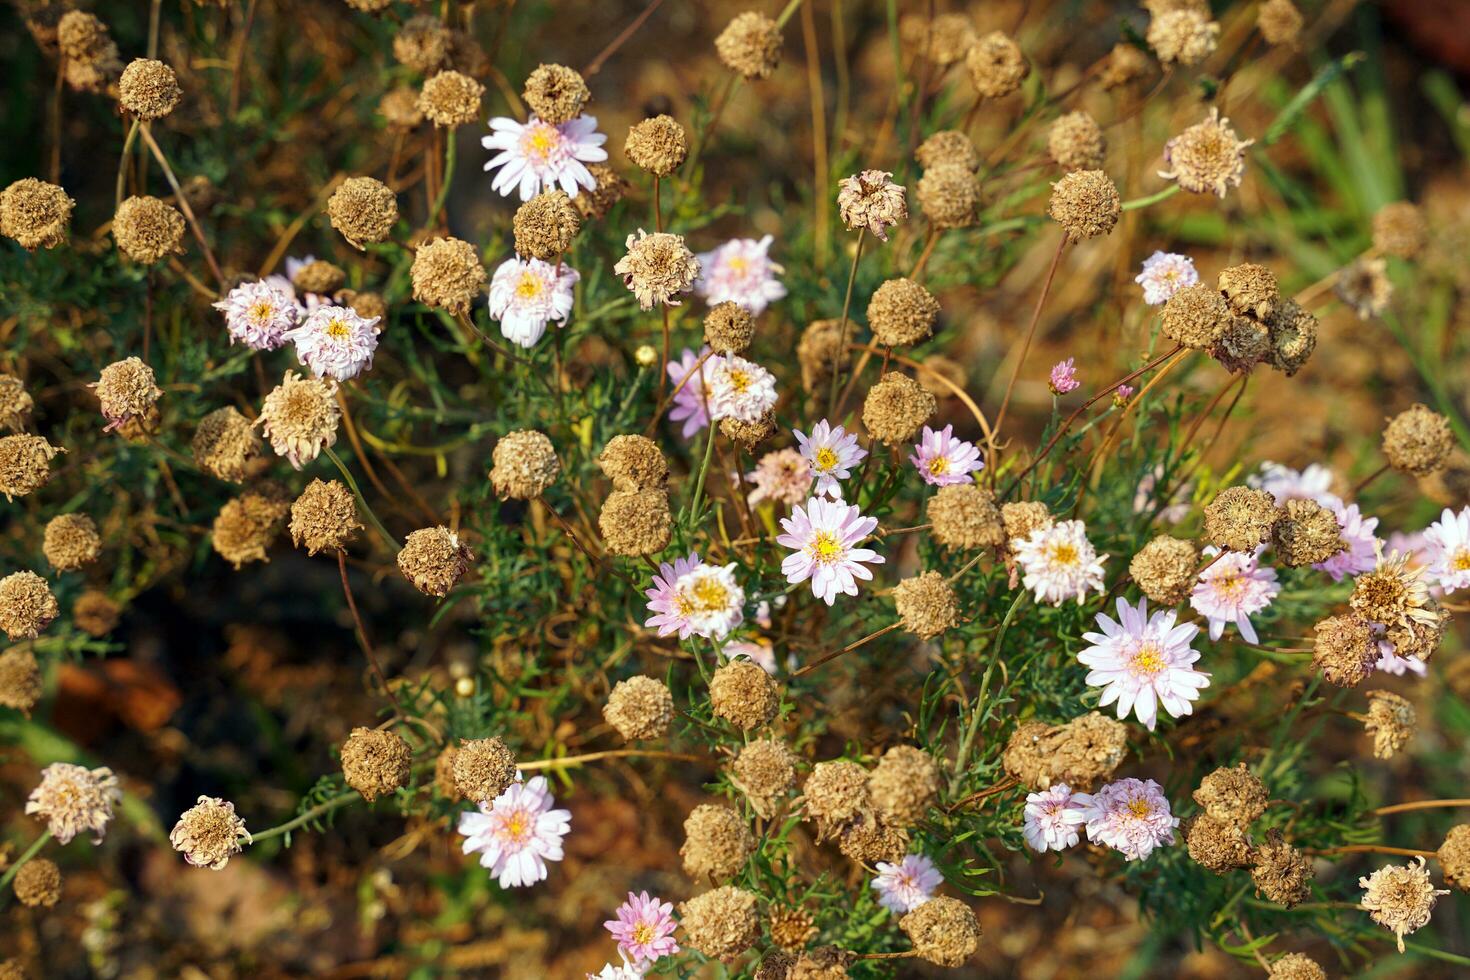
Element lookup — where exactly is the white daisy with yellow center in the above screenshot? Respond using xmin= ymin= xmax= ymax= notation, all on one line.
xmin=488 ymin=256 xmax=580 ymax=349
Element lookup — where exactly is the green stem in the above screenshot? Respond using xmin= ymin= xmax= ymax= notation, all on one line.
xmin=775 ymin=0 xmax=805 ymax=29
xmin=324 ymin=446 xmax=397 ymax=550
xmin=430 ymin=130 xmax=457 ymax=228
xmin=685 ymin=423 xmax=719 ymax=531
xmin=248 ymin=792 xmax=357 ymax=846
xmin=115 ymin=117 xmax=141 ymax=210
xmin=826 ymin=229 xmax=866 ymax=417
xmin=1121 ymin=184 xmax=1182 ymax=211
xmin=0 ymin=831 xmax=53 ymax=900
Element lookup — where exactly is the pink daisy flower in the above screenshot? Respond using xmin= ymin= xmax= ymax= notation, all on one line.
xmin=482 ymin=114 xmax=608 ymax=201
xmin=644 ymin=553 xmax=705 ymax=639
xmin=1249 ymin=461 xmax=1337 ymax=506
xmin=1048 ymin=358 xmax=1080 ymax=394
xmin=488 ymin=257 xmax=579 ymax=348
xmin=667 ymin=347 xmax=712 ymax=439
xmin=871 ymin=854 xmax=943 ymax=914
xmin=1083 ymin=777 xmax=1178 ymax=861
xmin=1079 ymin=597 xmax=1209 ymax=731
xmin=776 ymin=497 xmax=884 ymax=605
xmin=213 ymin=279 xmax=299 ymax=351
xmin=1189 ymin=546 xmax=1279 ymax=644
xmin=1314 ymin=497 xmax=1381 ymax=582
xmin=604 ymin=890 xmax=679 ymax=967
xmin=587 ymin=962 xmax=643 ymax=980
xmin=1424 ymin=507 xmax=1470 ymax=594
xmin=706 ymin=354 xmax=778 ymax=423
xmin=671 ymin=562 xmax=745 ymax=640
xmin=284 ymin=304 xmax=380 ymax=381
xmin=908 ymin=424 xmax=984 ymax=487
xmin=1134 ymin=251 xmax=1198 ymax=305
xmin=695 ymin=235 xmax=787 ymax=315
xmin=746 ymin=447 xmax=814 ymax=507
xmin=794 ymin=419 xmax=865 ymax=499
xmin=1023 ymin=783 xmax=1093 ymax=853
xmin=458 ymin=775 xmax=571 ymax=888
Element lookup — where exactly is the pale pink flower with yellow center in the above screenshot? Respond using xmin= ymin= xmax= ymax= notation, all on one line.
xmin=482 ymin=114 xmax=608 ymax=201
xmin=1424 ymin=507 xmax=1470 ymax=594
xmin=488 ymin=256 xmax=579 ymax=348
xmin=908 ymin=424 xmax=984 ymax=487
xmin=1079 ymin=597 xmax=1209 ymax=731
xmin=458 ymin=775 xmax=571 ymax=888
xmin=604 ymin=890 xmax=679 ymax=967
xmin=670 ymin=562 xmax=745 ymax=640
xmin=644 ymin=553 xmax=705 ymax=639
xmin=213 ymin=279 xmax=299 ymax=351
xmin=1134 ymin=251 xmax=1198 ymax=305
xmin=746 ymin=447 xmax=814 ymax=507
xmin=777 ymin=497 xmax=884 ymax=605
xmin=1014 ymin=520 xmax=1107 ymax=606
xmin=284 ymin=304 xmax=380 ymax=381
xmin=1189 ymin=546 xmax=1279 ymax=644
xmin=695 ymin=235 xmax=787 ymax=315
xmin=1023 ymin=783 xmax=1093 ymax=852
xmin=794 ymin=419 xmax=865 ymax=498
xmin=1083 ymin=777 xmax=1178 ymax=861
xmin=1249 ymin=461 xmax=1337 ymax=506
xmin=707 ymin=354 xmax=778 ymax=422
xmin=871 ymin=854 xmax=943 ymax=913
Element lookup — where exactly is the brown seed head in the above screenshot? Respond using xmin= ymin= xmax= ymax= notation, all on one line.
xmin=1002 ymin=712 xmax=1129 ymax=791
xmin=1147 ymin=9 xmax=1220 ymax=65
xmin=928 ymin=483 xmax=1005 ymax=551
xmin=328 ymin=177 xmax=398 ymax=247
xmin=1048 ymin=169 xmax=1120 ymax=241
xmin=1161 ymin=109 xmax=1253 ymax=198
xmin=170 ymin=796 xmax=249 ymax=870
xmin=801 ymin=760 xmax=871 ymax=839
xmin=1203 ymin=486 xmax=1280 ymax=552
xmin=1002 ymin=500 xmax=1053 ymax=549
xmin=1312 ymin=613 xmax=1378 ymax=687
xmin=211 ymin=484 xmax=289 ymax=569
xmin=289 ymin=479 xmax=361 ymax=555
xmin=0 ymin=376 xmax=33 ymax=433
xmin=1438 ymin=824 xmax=1470 ymax=892
xmin=862 ymin=373 xmax=936 ymax=446
xmin=378 ymin=86 xmax=425 ymax=128
xmin=522 ymin=63 xmax=590 ymax=124
xmin=1257 ymin=0 xmax=1304 ymax=45
xmin=1383 ymin=404 xmax=1452 ymax=475
xmin=1251 ymin=830 xmax=1314 ymax=907
xmin=614 ymin=230 xmax=700 ymax=310
xmin=1193 ymin=763 xmax=1268 ymax=826
xmin=603 ymin=675 xmax=674 ymax=741
xmin=513 ymin=190 xmax=580 ymax=261
xmin=340 ymin=727 xmax=412 ymax=802
xmin=397 ymin=526 xmax=473 ymax=597
xmin=867 ymin=278 xmax=940 ymax=347
xmin=0 ymin=435 xmax=61 ymax=501
xmin=14 ymin=859 xmax=61 ymax=908
xmin=721 ymin=410 xmax=779 ymax=451
xmin=599 ymin=489 xmax=672 ymax=556
xmin=900 ymin=896 xmax=981 ymax=967
xmin=418 ymin=70 xmax=484 ymax=128
xmin=411 ymin=236 xmax=487 ymax=314
xmin=1211 ymin=313 xmax=1271 ymax=374
xmin=1264 ymin=298 xmax=1319 ymax=376
xmin=916 ymin=130 xmax=980 ymax=172
xmin=730 ymin=738 xmax=798 ymax=818
xmin=43 ymin=513 xmax=101 ymax=572
xmin=716 ymin=12 xmax=783 ymax=79
xmin=118 ymin=58 xmax=181 ymax=119
xmin=394 ymin=15 xmax=451 ymax=73
xmin=1048 ymin=111 xmax=1106 ymax=171
xmin=1373 ymin=201 xmax=1428 ymax=259
xmin=902 ymin=13 xmax=976 ymax=67
xmin=0 ymin=647 xmax=42 ymax=716
xmin=192 ymin=407 xmax=261 ymax=483
xmin=452 ymin=736 xmax=517 ymax=804
xmin=704 ymin=301 xmax=756 ymax=355
xmin=0 ymin=571 xmax=59 ymax=641
xmin=490 ymin=429 xmax=560 ymax=500
xmin=292 ymin=259 xmax=345 ymax=295
xmin=258 ymin=372 xmax=340 ymax=469
xmin=1101 ymin=42 xmax=1151 ymax=90
xmin=892 ymin=571 xmax=960 ymax=641
xmin=836 ymin=170 xmax=907 ymax=240
xmin=1129 ymin=535 xmax=1199 ymax=606
xmin=710 ymin=660 xmax=780 ymax=731
xmin=797 ymin=319 xmax=851 ymax=392
xmin=1358 ymin=856 xmax=1449 ymax=952
xmin=1185 ymin=814 xmax=1256 ymax=873
xmin=625 ymin=115 xmax=688 ymax=177
xmin=682 ymin=803 xmax=755 ymax=881
xmin=679 ymin=887 xmax=761 ymax=960
xmin=1218 ymin=263 xmax=1280 ymax=320
xmin=868 ymin=745 xmax=939 ymax=828
xmin=1267 ymin=953 xmax=1325 ymax=980
xmin=598 ymin=435 xmax=668 ymax=492
xmin=573 ymin=163 xmax=628 ymax=220
xmin=966 ymin=31 xmax=1028 ymax=99
xmin=1272 ymin=498 xmax=1343 ymax=567
xmin=1363 ymin=690 xmax=1417 ymax=760
xmin=1161 ymin=282 xmax=1231 ymax=349
xmin=915 ymin=164 xmax=980 ymax=230
xmin=838 ymin=812 xmax=909 ymax=865
xmin=73 ymin=590 xmax=121 ymax=637
xmin=767 ymin=905 xmax=818 ymax=952
xmin=112 ymin=196 xmax=184 ymax=264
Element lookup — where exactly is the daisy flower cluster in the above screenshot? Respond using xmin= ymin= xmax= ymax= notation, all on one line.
xmin=1022 ymin=779 xmax=1177 ymax=862
xmin=643 ymin=553 xmax=745 ymax=640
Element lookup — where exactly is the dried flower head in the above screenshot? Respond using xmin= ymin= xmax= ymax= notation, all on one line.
xmin=0 ymin=571 xmax=58 ymax=641
xmin=767 ymin=905 xmax=818 ymax=952
xmin=837 ymin=170 xmax=907 ymax=241
xmin=604 ymin=675 xmax=673 ymax=740
xmin=1363 ymin=690 xmax=1416 ymax=759
xmin=1160 ymin=109 xmax=1253 ymax=198
xmin=682 ymin=803 xmax=755 ymax=881
xmin=291 ymin=259 xmax=343 ymax=295
xmin=598 ymin=435 xmax=668 ymax=492
xmin=211 ymin=484 xmax=289 ymax=569
xmin=1185 ymin=814 xmax=1256 ymax=872
xmin=1204 ymin=486 xmax=1280 ymax=552
xmin=394 ymin=15 xmax=451 ymax=73
xmin=13 ymin=859 xmax=60 ymax=908
xmin=1359 ymin=857 xmax=1450 ymax=952
xmin=397 ymin=526 xmax=473 ymax=597
xmin=838 ymin=812 xmax=909 ymax=865
xmin=1438 ymin=824 xmax=1470 ymax=892
xmin=1312 ymin=613 xmax=1378 ymax=687
xmin=615 ymin=229 xmax=700 ymax=309
xmin=798 ymin=319 xmax=851 ymax=391
xmin=1147 ymin=9 xmax=1219 ymax=65
xmin=1258 ymin=0 xmax=1304 ymax=46
xmin=1161 ymin=282 xmax=1230 ymax=349
xmin=573 ymin=163 xmax=628 ymax=220
xmin=1335 ymin=255 xmax=1393 ymax=319
xmin=722 ymin=410 xmax=779 ymax=451
xmin=915 ymin=130 xmax=980 ymax=172
xmin=900 ymin=896 xmax=980 ymax=967
xmin=490 ymin=429 xmax=560 ymax=500
xmin=418 ymin=69 xmax=483 ymax=127
xmin=915 ymin=164 xmax=979 ymax=230
xmin=703 ymin=301 xmax=757 ymax=356
xmin=679 ymin=887 xmax=760 ymax=961
xmin=867 ymin=278 xmax=940 ymax=348
xmin=288 ymin=479 xmax=360 ymax=555
xmin=928 ymin=482 xmax=1005 ymax=551
xmin=0 ymin=178 xmax=73 ymax=251
xmin=73 ymin=590 xmax=121 ymax=638
xmin=801 ymin=760 xmax=871 ymax=838
xmin=341 ymin=727 xmax=412 ymax=802
xmin=43 ymin=513 xmax=101 ymax=572
xmin=258 ymin=372 xmax=340 ymax=469
xmin=625 ymin=115 xmax=688 ymax=176
xmin=57 ymin=10 xmax=121 ymax=93
xmin=902 ymin=12 xmax=977 ymax=67
xmin=730 ymin=738 xmax=798 ymax=818
xmin=862 ymin=373 xmax=936 ymax=446
xmin=0 ymin=376 xmax=33 ymax=433
xmin=522 ymin=63 xmax=590 ymax=124
xmin=1101 ymin=42 xmax=1151 ymax=89
xmin=1373 ymin=201 xmax=1428 ymax=259
xmin=868 ymin=745 xmax=940 ymax=828
xmin=1211 ymin=313 xmax=1270 ymax=374
xmin=1002 ymin=712 xmax=1129 ymax=791
xmin=1048 ymin=169 xmax=1121 ymax=241
xmin=513 ymin=189 xmax=580 ymax=261
xmin=1264 ymin=298 xmax=1318 ymax=376
xmin=339 ymin=289 xmax=388 ymax=322
xmin=327 ymin=176 xmax=398 ymax=247
xmin=378 ymin=85 xmax=425 ymax=128
xmin=1193 ymin=764 xmax=1268 ymax=826
xmin=1218 ymin=263 xmax=1280 ymax=320
xmin=0 ymin=434 xmax=61 ymax=501
xmin=191 ymin=407 xmax=261 ymax=483
xmin=1272 ymin=498 xmax=1343 ymax=567
xmin=93 ymin=357 xmax=162 ymax=433
xmin=411 ymin=236 xmax=487 ymax=314
xmin=1268 ymin=954 xmax=1324 ymax=980
xmin=1002 ymin=500 xmax=1054 ymax=548
xmin=1251 ymin=830 xmax=1314 ymax=907
xmin=1351 ymin=550 xmax=1436 ymax=633
xmin=170 ymin=796 xmax=249 ymax=870
xmin=452 ymin=736 xmax=517 ymax=805
xmin=710 ymin=660 xmax=780 ymax=731
xmin=892 ymin=570 xmax=960 ymax=640
xmin=1383 ymin=404 xmax=1452 ymax=475
xmin=716 ymin=12 xmax=783 ymax=79
xmin=25 ymin=762 xmax=120 ymax=843
xmin=1048 ymin=111 xmax=1106 ymax=170
xmin=599 ymin=489 xmax=672 ymax=556
xmin=966 ymin=30 xmax=1028 ymax=99
xmin=0 ymin=648 xmax=42 ymax=717
xmin=112 ymin=196 xmax=185 ymax=264
xmin=118 ymin=58 xmax=181 ymax=119
xmin=1129 ymin=535 xmax=1199 ymax=606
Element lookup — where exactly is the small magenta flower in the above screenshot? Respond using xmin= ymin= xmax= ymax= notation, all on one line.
xmin=908 ymin=424 xmax=984 ymax=487
xmin=1049 ymin=357 xmax=1080 ymax=394
xmin=871 ymin=853 xmax=943 ymax=913
xmin=1112 ymin=384 xmax=1135 ymax=407
xmin=1023 ymin=783 xmax=1093 ymax=853
xmin=777 ymin=497 xmax=884 ymax=605
xmin=1134 ymin=251 xmax=1198 ymax=305
xmin=794 ymin=419 xmax=865 ymax=499
xmin=604 ymin=890 xmax=680 ymax=967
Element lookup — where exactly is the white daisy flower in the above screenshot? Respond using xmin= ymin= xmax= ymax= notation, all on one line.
xmin=794 ymin=419 xmax=865 ymax=498
xmin=283 ymin=304 xmax=380 ymax=381
xmin=482 ymin=114 xmax=608 ymax=201
xmin=1079 ymin=597 xmax=1210 ymax=731
xmin=1424 ymin=506 xmax=1470 ymax=594
xmin=1023 ymin=783 xmax=1093 ymax=853
xmin=488 ymin=257 xmax=579 ymax=348
xmin=706 ymin=354 xmax=778 ymax=423
xmin=458 ymin=774 xmax=571 ymax=889
xmin=695 ymin=235 xmax=787 ymax=315
xmin=1013 ymin=520 xmax=1107 ymax=606
xmin=776 ymin=497 xmax=884 ymax=605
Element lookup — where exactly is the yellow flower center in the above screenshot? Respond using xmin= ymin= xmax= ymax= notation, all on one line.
xmin=522 ymin=123 xmax=559 ymax=163
xmin=809 ymin=531 xmax=843 ymax=564
xmin=727 ymin=369 xmax=751 ymax=393
xmin=928 ymin=456 xmax=950 ymax=476
xmin=248 ymin=301 xmax=274 ymax=323
xmin=1047 ymin=542 xmax=1078 ymax=566
xmin=725 ymin=255 xmax=749 ymax=275
xmin=503 ymin=812 xmax=529 ymax=841
xmin=515 ymin=271 xmax=544 ymax=300
xmin=633 ymin=923 xmax=655 ymax=945
xmin=814 ymin=447 xmax=838 ymax=471
xmin=691 ymin=577 xmax=729 ymax=610
xmin=1130 ymin=642 xmax=1165 ymax=676
xmin=1213 ymin=574 xmax=1244 ymax=599
xmin=1126 ymin=798 xmax=1153 ymax=819
xmin=1454 ymin=551 xmax=1470 ymax=572
xmin=324 ymin=317 xmax=351 ymax=340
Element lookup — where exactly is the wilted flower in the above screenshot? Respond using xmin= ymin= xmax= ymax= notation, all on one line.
xmin=213 ymin=279 xmax=300 ymax=351
xmin=706 ymin=355 xmax=778 ymax=423
xmin=909 ymin=424 xmax=983 ymax=487
xmin=746 ymin=447 xmax=813 ymax=508
xmin=837 ymin=169 xmax=907 ymax=240
xmin=777 ymin=497 xmax=884 ymax=605
xmin=257 ymin=371 xmax=340 ymax=469
xmin=482 ymin=114 xmax=608 ymax=201
xmin=1160 ymin=108 xmax=1253 ymax=198
xmin=170 ymin=796 xmax=250 ymax=870
xmin=25 ymin=763 xmax=121 ymax=845
xmin=871 ymin=853 xmax=943 ymax=913
xmin=1080 ymin=597 xmax=1209 ymax=730
xmin=458 ymin=774 xmax=571 ymax=888
xmin=1358 ymin=857 xmax=1450 ymax=952
xmin=488 ymin=257 xmax=579 ymax=348
xmin=696 ymin=236 xmax=786 ymax=315
xmin=615 ymin=229 xmax=700 ymax=309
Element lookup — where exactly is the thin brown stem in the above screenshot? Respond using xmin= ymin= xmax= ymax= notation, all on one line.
xmin=989 ymin=234 xmax=1069 ymax=470
xmin=228 ymin=0 xmax=259 ymax=118
xmin=583 ymin=0 xmax=667 ymax=77
xmin=946 ymin=775 xmax=1019 ymax=813
xmin=1373 ymin=799 xmax=1470 ymax=816
xmin=518 ymin=748 xmax=711 ymax=770
xmin=1307 ymin=844 xmax=1436 ymax=859
xmin=909 ymin=227 xmax=940 ymax=282
xmin=826 ymin=230 xmax=867 ymax=417
xmin=337 ymin=549 xmax=405 ymax=719
xmin=136 ymin=123 xmax=226 ymax=290
xmin=1353 ymin=462 xmax=1391 ymax=497
xmin=792 ymin=621 xmax=902 ymax=678
xmin=654 ymin=303 xmax=672 ymax=411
